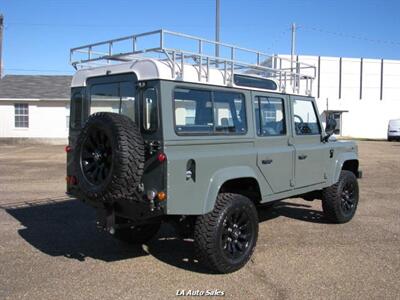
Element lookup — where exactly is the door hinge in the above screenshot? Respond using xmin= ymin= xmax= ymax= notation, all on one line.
xmin=290 ymin=179 xmax=295 ymax=187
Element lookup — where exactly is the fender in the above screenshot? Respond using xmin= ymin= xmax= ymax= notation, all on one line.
xmin=330 ymin=152 xmax=358 ymax=185
xmin=202 ymin=166 xmax=260 ymax=214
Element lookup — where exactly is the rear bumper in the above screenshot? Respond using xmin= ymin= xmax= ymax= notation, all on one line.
xmin=388 ymin=131 xmax=400 ymax=137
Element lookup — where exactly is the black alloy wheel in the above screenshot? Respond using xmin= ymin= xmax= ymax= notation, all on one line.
xmin=73 ymin=112 xmax=145 ymax=203
xmin=81 ymin=127 xmax=113 ymax=185
xmin=340 ymin=181 xmax=356 ymax=216
xmin=194 ymin=193 xmax=258 ymax=273
xmin=322 ymin=170 xmax=359 ymax=223
xmin=222 ymin=209 xmax=253 ymax=260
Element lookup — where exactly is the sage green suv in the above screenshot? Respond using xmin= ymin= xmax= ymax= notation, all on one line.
xmin=66 ymin=30 xmax=362 ymax=273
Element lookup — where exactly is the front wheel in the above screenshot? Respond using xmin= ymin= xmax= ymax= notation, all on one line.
xmin=194 ymin=193 xmax=258 ymax=273
xmin=322 ymin=170 xmax=359 ymax=223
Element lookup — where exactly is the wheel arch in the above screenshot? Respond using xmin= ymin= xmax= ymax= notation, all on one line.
xmin=331 ymin=153 xmax=359 ymax=184
xmin=342 ymin=159 xmax=359 ymax=176
xmin=203 ymin=166 xmax=262 ymax=214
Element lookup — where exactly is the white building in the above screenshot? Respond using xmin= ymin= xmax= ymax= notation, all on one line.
xmin=277 ymin=55 xmax=400 ymax=139
xmin=0 ymin=55 xmax=399 ymax=141
xmin=0 ymin=75 xmax=72 ymax=143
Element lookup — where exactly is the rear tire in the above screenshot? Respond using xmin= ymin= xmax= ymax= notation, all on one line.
xmin=322 ymin=170 xmax=359 ymax=223
xmin=73 ymin=112 xmax=145 ymax=203
xmin=194 ymin=193 xmax=258 ymax=273
xmin=114 ymin=222 xmax=161 ymax=244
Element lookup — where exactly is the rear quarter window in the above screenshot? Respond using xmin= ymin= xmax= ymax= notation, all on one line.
xmin=173 ymin=88 xmax=246 ymax=135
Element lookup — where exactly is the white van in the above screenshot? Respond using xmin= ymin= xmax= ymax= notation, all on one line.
xmin=388 ymin=119 xmax=400 ymax=141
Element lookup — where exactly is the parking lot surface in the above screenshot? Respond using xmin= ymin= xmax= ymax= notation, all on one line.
xmin=0 ymin=141 xmax=399 ymax=299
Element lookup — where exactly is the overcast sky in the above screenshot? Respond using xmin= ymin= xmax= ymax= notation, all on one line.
xmin=1 ymin=0 xmax=400 ymax=75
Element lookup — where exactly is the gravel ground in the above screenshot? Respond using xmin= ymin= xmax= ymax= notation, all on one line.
xmin=0 ymin=141 xmax=399 ymax=299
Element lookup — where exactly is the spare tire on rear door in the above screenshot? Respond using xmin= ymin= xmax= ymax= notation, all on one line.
xmin=73 ymin=112 xmax=145 ymax=202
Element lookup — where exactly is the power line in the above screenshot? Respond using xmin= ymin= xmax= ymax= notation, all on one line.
xmin=301 ymin=25 xmax=400 ymax=47
xmin=4 ymin=68 xmax=73 ymax=73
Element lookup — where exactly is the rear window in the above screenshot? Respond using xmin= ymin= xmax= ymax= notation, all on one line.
xmin=90 ymin=81 xmax=136 ymax=121
xmin=174 ymin=88 xmax=246 ymax=135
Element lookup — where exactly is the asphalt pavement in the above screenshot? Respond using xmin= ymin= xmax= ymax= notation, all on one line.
xmin=0 ymin=141 xmax=399 ymax=299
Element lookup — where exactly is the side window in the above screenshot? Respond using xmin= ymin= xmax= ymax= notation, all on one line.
xmin=143 ymin=87 xmax=158 ymax=131
xmin=174 ymin=88 xmax=213 ymax=134
xmin=174 ymin=88 xmax=246 ymax=135
xmin=255 ymin=97 xmax=286 ymax=136
xmin=70 ymin=91 xmax=83 ymax=129
xmin=14 ymin=103 xmax=29 ymax=128
xmin=214 ymin=91 xmax=246 ymax=134
xmin=293 ymin=99 xmax=321 ymax=135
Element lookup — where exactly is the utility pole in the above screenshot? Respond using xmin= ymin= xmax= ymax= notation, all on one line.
xmin=0 ymin=14 xmax=4 ymax=78
xmin=215 ymin=0 xmax=220 ymax=59
xmin=290 ymin=23 xmax=296 ymax=75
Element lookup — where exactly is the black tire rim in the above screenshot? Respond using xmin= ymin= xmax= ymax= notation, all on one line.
xmin=80 ymin=127 xmax=113 ymax=185
xmin=221 ymin=209 xmax=253 ymax=260
xmin=341 ymin=181 xmax=356 ymax=215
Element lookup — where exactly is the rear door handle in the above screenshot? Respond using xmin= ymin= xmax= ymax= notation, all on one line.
xmin=262 ymin=159 xmax=273 ymax=165
xmin=298 ymin=154 xmax=308 ymax=160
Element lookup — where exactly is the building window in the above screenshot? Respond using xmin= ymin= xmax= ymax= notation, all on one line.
xmin=14 ymin=103 xmax=29 ymax=128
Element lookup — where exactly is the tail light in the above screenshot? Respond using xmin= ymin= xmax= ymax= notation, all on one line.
xmin=157 ymin=152 xmax=167 ymax=163
xmin=65 ymin=145 xmax=72 ymax=153
xmin=66 ymin=175 xmax=77 ymax=185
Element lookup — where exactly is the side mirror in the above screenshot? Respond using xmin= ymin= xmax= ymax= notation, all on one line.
xmin=325 ymin=118 xmax=337 ymax=135
xmin=323 ymin=118 xmax=337 ymax=142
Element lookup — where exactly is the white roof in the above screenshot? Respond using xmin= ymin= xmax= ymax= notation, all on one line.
xmin=71 ymin=58 xmax=295 ymax=95
xmin=72 ymin=58 xmax=227 ymax=87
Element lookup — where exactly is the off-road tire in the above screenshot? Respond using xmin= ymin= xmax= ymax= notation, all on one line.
xmin=194 ymin=193 xmax=258 ymax=274
xmin=322 ymin=170 xmax=359 ymax=223
xmin=74 ymin=112 xmax=145 ymax=202
xmin=114 ymin=222 xmax=161 ymax=244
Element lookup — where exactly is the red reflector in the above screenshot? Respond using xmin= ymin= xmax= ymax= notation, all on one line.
xmin=66 ymin=175 xmax=77 ymax=185
xmin=65 ymin=145 xmax=72 ymax=153
xmin=157 ymin=152 xmax=167 ymax=162
xmin=70 ymin=176 xmax=77 ymax=185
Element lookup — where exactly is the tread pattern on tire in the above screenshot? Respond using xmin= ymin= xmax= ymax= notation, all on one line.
xmin=74 ymin=112 xmax=145 ymax=203
xmin=322 ymin=170 xmax=358 ymax=224
xmin=194 ymin=193 xmax=258 ymax=273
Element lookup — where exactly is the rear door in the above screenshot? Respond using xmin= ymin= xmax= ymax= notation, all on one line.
xmin=254 ymin=92 xmax=295 ymax=194
xmin=290 ymin=96 xmax=326 ymax=188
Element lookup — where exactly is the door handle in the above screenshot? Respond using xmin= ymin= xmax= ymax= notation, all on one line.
xmin=298 ymin=154 xmax=308 ymax=160
xmin=262 ymin=159 xmax=273 ymax=165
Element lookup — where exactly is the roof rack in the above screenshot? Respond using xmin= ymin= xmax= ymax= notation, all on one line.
xmin=70 ymin=29 xmax=316 ymax=95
